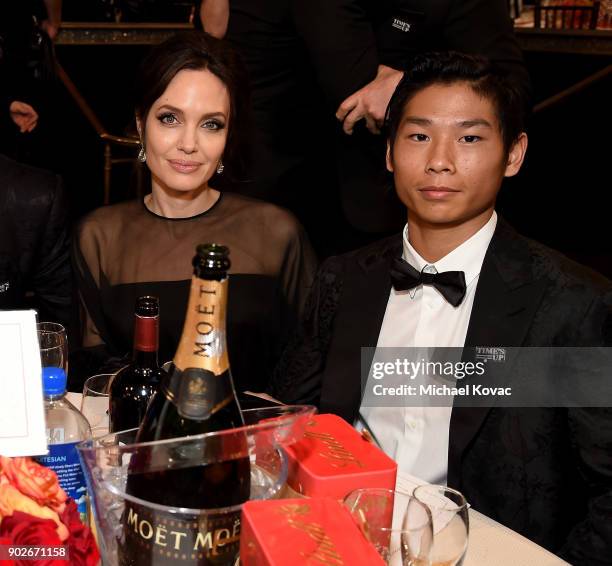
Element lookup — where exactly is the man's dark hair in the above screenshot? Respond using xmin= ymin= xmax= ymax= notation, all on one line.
xmin=134 ymin=31 xmax=250 ymax=179
xmin=385 ymin=52 xmax=528 ymax=155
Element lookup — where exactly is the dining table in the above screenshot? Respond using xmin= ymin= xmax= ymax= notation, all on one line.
xmin=67 ymin=391 xmax=572 ymax=565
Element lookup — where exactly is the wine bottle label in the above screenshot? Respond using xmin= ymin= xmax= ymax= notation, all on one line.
xmin=120 ymin=501 xmax=240 ymax=565
xmin=135 ymin=315 xmax=159 ymax=352
xmin=163 ymin=368 xmax=234 ymax=421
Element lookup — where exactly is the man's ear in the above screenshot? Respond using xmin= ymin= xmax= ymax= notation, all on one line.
xmin=386 ymin=141 xmax=394 ymax=173
xmin=504 ymin=132 xmax=528 ymax=178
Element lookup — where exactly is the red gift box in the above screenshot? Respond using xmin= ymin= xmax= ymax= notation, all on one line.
xmin=284 ymin=414 xmax=397 ymax=499
xmin=240 ymin=498 xmax=385 ymax=566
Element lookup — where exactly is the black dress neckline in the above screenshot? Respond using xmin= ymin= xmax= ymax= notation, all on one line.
xmin=141 ymin=190 xmax=224 ymax=221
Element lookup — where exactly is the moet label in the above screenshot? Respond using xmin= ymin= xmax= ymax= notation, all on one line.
xmin=174 ymin=276 xmax=230 ymax=375
xmin=121 ymin=501 xmax=240 ymax=565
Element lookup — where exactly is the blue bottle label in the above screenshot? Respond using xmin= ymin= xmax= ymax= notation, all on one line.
xmin=35 ymin=442 xmax=88 ymax=523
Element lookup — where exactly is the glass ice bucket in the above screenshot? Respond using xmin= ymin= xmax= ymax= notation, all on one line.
xmin=78 ymin=405 xmax=316 ymax=566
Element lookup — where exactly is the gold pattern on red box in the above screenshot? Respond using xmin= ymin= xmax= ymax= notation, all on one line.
xmin=284 ymin=414 xmax=397 ymax=498
xmin=240 ymin=498 xmax=385 ymax=566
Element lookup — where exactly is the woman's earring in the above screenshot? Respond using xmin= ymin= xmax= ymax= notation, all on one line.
xmin=216 ymin=161 xmax=224 ymax=174
xmin=138 ymin=145 xmax=146 ymax=163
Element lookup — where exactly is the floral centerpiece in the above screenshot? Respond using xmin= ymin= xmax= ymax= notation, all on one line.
xmin=0 ymin=456 xmax=99 ymax=565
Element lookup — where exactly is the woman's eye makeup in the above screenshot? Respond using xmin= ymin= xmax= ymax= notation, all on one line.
xmin=157 ymin=112 xmax=178 ymax=124
xmin=154 ymin=112 xmax=225 ymax=130
xmin=202 ymin=119 xmax=226 ymax=130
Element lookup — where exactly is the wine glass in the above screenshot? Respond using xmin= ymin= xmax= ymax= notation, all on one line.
xmin=344 ymin=488 xmax=433 ymax=565
xmin=402 ymin=495 xmax=435 ymax=566
xmin=413 ymin=485 xmax=469 ymax=566
xmin=37 ymin=323 xmax=68 ymax=380
xmin=37 ymin=321 xmax=68 ymax=342
xmin=81 ymin=373 xmax=114 ymax=436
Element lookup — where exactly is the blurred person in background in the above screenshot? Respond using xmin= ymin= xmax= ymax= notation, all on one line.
xmin=0 ymin=2 xmax=71 ymax=329
xmin=0 ymin=1 xmax=62 ymax=165
xmin=0 ymin=153 xmax=71 ymax=328
xmin=198 ymin=0 xmax=530 ymax=255
xmin=72 ymin=31 xmax=317 ymax=392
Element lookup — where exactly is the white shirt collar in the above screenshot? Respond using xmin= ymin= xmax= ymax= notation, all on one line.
xmin=402 ymin=211 xmax=497 ymax=286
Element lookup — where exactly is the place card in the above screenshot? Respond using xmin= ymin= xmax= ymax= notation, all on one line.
xmin=0 ymin=310 xmax=47 ymax=456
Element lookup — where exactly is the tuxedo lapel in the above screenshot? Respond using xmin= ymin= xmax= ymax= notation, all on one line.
xmin=448 ymin=219 xmax=549 ymax=489
xmin=319 ymin=236 xmax=402 ymax=422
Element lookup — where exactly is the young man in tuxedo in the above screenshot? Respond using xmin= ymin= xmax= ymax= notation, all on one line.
xmin=270 ymin=52 xmax=612 ymax=564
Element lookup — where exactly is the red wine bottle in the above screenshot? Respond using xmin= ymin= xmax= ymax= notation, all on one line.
xmin=121 ymin=244 xmax=250 ymax=566
xmin=109 ymin=296 xmax=165 ymax=433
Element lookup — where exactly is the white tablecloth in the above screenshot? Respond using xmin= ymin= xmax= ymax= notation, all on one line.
xmin=396 ymin=472 xmax=569 ymax=566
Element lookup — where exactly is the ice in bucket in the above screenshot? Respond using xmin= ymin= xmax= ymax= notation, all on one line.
xmin=78 ymin=405 xmax=315 ymax=565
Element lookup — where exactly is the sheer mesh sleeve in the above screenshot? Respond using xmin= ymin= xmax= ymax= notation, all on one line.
xmin=261 ymin=205 xmax=318 ymax=321
xmin=72 ymin=210 xmax=111 ymax=350
xmin=70 ymin=209 xmax=128 ymax=389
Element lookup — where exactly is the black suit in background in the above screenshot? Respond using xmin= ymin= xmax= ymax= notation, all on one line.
xmin=0 ymin=154 xmax=71 ymax=329
xmin=270 ymin=218 xmax=612 ymax=565
xmin=226 ymin=0 xmax=529 ymax=247
xmin=224 ymin=0 xmax=343 ymax=255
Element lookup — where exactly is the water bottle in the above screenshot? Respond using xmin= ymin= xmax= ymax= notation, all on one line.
xmin=35 ymin=367 xmax=91 ymax=523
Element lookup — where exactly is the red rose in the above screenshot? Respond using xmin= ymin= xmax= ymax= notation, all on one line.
xmin=59 ymin=501 xmax=100 ymax=566
xmin=0 ymin=511 xmax=64 ymax=566
xmin=58 ymin=500 xmax=81 ymax=533
xmin=0 ymin=458 xmax=66 ymax=513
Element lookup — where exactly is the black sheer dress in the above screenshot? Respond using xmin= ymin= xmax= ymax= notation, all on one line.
xmin=72 ymin=192 xmax=317 ymax=392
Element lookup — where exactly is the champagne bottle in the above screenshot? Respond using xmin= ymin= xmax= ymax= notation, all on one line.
xmin=121 ymin=244 xmax=250 ymax=566
xmin=109 ymin=296 xmax=165 ymax=433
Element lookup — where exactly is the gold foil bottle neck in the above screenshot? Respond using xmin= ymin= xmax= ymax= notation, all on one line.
xmin=173 ymin=275 xmax=230 ymax=375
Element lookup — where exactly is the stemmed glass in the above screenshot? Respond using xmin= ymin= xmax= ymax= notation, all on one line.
xmin=344 ymin=488 xmax=433 ymax=565
xmin=80 ymin=373 xmax=114 ymax=436
xmin=37 ymin=322 xmax=68 ymax=380
xmin=413 ymin=485 xmax=469 ymax=566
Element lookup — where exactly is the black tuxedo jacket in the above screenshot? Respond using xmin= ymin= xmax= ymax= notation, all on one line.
xmin=271 ymin=218 xmax=612 ymax=565
xmin=0 ymin=154 xmax=71 ymax=328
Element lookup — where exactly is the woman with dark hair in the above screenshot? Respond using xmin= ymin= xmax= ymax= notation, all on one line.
xmin=73 ymin=31 xmax=317 ymax=392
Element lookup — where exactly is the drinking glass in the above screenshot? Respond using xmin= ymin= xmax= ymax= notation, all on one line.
xmin=81 ymin=373 xmax=114 ymax=436
xmin=344 ymin=488 xmax=433 ymax=565
xmin=413 ymin=485 xmax=469 ymax=566
xmin=37 ymin=323 xmax=68 ymax=379
xmin=37 ymin=321 xmax=68 ymax=344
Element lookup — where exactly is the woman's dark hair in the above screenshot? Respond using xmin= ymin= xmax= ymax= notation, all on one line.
xmin=385 ymin=52 xmax=528 ymax=156
xmin=134 ymin=31 xmax=249 ymax=180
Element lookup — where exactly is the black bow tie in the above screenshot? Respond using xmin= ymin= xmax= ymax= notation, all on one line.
xmin=390 ymin=257 xmax=467 ymax=307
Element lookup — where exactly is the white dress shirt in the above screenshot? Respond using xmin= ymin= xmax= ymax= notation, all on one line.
xmin=358 ymin=212 xmax=497 ymax=484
